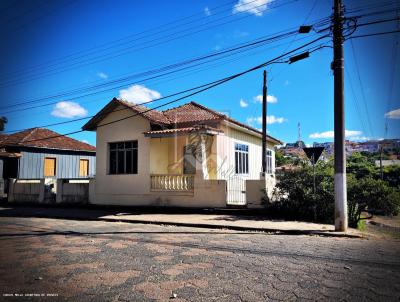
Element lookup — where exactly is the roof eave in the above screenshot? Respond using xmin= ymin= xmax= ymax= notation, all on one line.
xmin=1 ymin=144 xmax=96 ymax=153
xmin=221 ymin=120 xmax=282 ymax=145
xmin=144 ymin=129 xmax=221 ymax=138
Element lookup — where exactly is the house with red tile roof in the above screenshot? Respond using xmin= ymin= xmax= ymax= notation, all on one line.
xmin=83 ymin=98 xmax=281 ymax=207
xmin=0 ymin=128 xmax=96 ymax=183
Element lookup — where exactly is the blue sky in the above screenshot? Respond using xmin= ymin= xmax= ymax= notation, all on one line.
xmin=0 ymin=0 xmax=399 ymax=146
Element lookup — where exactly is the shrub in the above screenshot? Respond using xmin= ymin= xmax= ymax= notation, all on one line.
xmin=265 ymin=160 xmax=400 ymax=228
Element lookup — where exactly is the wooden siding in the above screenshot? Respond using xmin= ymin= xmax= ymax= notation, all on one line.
xmin=18 ymin=150 xmax=95 ymax=179
xmin=217 ymin=124 xmax=275 ymax=180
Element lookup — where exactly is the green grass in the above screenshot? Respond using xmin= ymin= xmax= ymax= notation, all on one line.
xmin=357 ymin=219 xmax=366 ymax=231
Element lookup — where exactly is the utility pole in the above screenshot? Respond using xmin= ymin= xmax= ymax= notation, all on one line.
xmin=262 ymin=70 xmax=267 ymax=175
xmin=333 ymin=0 xmax=348 ymax=231
xmin=380 ymin=145 xmax=383 ymax=180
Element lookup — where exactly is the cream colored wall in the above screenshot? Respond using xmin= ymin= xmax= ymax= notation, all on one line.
xmin=168 ymin=136 xmax=185 ymax=174
xmin=150 ymin=134 xmax=218 ymax=178
xmin=206 ymin=134 xmax=218 ymax=179
xmin=150 ymin=138 xmax=169 ymax=174
xmin=92 ymin=106 xmax=277 ymax=207
xmin=216 ymin=124 xmax=276 ymax=181
xmin=93 ymin=111 xmax=224 ymax=207
xmin=95 ymin=105 xmax=151 ymax=196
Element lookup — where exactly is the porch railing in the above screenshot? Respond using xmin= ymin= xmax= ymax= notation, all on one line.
xmin=150 ymin=174 xmax=194 ymax=191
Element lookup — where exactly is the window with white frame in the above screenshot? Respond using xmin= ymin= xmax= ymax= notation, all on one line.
xmin=235 ymin=143 xmax=249 ymax=174
xmin=266 ymin=149 xmax=273 ymax=174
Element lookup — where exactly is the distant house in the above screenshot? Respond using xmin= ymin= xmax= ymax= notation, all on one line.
xmin=83 ymin=98 xmax=281 ymax=208
xmin=0 ymin=128 xmax=96 ymax=184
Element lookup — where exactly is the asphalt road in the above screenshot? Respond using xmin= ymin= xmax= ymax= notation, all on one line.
xmin=0 ymin=217 xmax=399 ymax=301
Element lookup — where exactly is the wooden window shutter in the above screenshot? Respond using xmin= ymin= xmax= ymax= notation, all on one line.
xmin=79 ymin=159 xmax=89 ymax=176
xmin=44 ymin=157 xmax=56 ymax=177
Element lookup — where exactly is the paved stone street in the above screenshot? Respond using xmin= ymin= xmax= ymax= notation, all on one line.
xmin=0 ymin=217 xmax=399 ymax=301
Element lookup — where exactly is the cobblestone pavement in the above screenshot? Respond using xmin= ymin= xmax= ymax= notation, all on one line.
xmin=0 ymin=217 xmax=399 ymax=301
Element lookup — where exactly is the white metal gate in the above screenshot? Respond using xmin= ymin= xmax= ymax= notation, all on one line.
xmin=226 ymin=176 xmax=246 ymax=206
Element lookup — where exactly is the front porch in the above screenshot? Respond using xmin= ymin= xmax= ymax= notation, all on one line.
xmin=146 ymin=126 xmax=219 ymax=193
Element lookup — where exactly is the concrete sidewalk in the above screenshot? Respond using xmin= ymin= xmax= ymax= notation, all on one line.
xmin=0 ymin=205 xmax=363 ymax=238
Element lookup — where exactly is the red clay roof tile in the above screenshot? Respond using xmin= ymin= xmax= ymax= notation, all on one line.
xmin=0 ymin=128 xmax=95 ymax=152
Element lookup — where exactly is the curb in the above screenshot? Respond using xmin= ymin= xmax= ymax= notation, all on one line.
xmin=0 ymin=207 xmax=363 ymax=238
xmin=98 ymin=217 xmax=363 ymax=238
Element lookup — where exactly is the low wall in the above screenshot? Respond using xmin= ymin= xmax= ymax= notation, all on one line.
xmin=0 ymin=178 xmax=5 ymax=199
xmin=246 ymin=174 xmax=276 ymax=208
xmin=56 ymin=179 xmax=90 ymax=204
xmin=90 ymin=175 xmax=227 ymax=208
xmin=8 ymin=179 xmax=45 ymax=203
xmin=7 ymin=178 xmax=91 ymax=204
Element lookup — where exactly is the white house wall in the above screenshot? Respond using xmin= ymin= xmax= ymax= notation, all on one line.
xmin=216 ymin=124 xmax=276 ymax=181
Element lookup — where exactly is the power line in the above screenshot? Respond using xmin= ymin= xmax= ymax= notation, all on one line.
xmin=0 ymin=0 xmax=298 ymax=86
xmin=349 ymin=39 xmax=374 ymax=137
xmin=385 ymin=10 xmax=400 ymax=139
xmin=0 ymin=27 xmax=302 ymax=112
xmin=2 ymin=0 xmax=243 ymax=76
xmin=7 ymin=38 xmax=329 ymax=134
xmin=270 ymin=0 xmax=318 ymax=81
xmin=3 ymin=32 xmax=327 ymax=122
xmin=1 ymin=22 xmax=332 ymax=115
xmin=2 ymin=12 xmax=392 ymax=114
xmin=345 ymin=68 xmax=368 ymax=137
xmin=15 ymin=35 xmax=329 ymax=142
xmin=347 ymin=29 xmax=400 ymax=39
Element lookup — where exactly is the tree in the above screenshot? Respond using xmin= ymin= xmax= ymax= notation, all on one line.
xmin=275 ymin=150 xmax=288 ymax=167
xmin=264 ymin=157 xmax=400 ymax=228
xmin=0 ymin=116 xmax=7 ymax=131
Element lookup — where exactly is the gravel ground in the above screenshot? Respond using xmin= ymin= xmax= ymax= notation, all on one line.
xmin=0 ymin=216 xmax=399 ymax=301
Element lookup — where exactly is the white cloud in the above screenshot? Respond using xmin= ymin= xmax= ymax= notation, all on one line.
xmin=51 ymin=101 xmax=88 ymax=118
xmin=119 ymin=84 xmax=161 ymax=104
xmin=385 ymin=108 xmax=400 ymax=119
xmin=351 ymin=136 xmax=370 ymax=141
xmin=247 ymin=116 xmax=262 ymax=125
xmin=309 ymin=130 xmax=363 ymax=139
xmin=254 ymin=94 xmax=278 ymax=103
xmin=239 ymin=99 xmax=248 ymax=108
xmin=246 ymin=115 xmax=286 ymax=125
xmin=233 ymin=0 xmax=272 ymax=16
xmin=267 ymin=115 xmax=286 ymax=124
xmin=97 ymin=72 xmax=108 ymax=79
xmin=204 ymin=6 xmax=211 ymax=16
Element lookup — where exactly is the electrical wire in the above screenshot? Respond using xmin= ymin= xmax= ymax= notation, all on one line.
xmin=0 ymin=27 xmax=302 ymax=112
xmin=0 ymin=0 xmax=299 ymax=86
xmin=14 ymin=35 xmax=329 ymax=142
xmin=349 ymin=39 xmax=374 ymax=137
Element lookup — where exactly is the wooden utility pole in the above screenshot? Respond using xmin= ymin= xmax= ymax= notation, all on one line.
xmin=262 ymin=70 xmax=267 ymax=175
xmin=333 ymin=0 xmax=348 ymax=231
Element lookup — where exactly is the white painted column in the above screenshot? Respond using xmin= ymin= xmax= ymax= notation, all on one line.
xmin=334 ymin=173 xmax=348 ymax=230
xmin=200 ymin=135 xmax=209 ymax=180
xmin=8 ymin=178 xmax=16 ymax=202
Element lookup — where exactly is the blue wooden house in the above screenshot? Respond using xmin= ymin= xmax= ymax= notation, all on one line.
xmin=0 ymin=128 xmax=96 ymax=182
